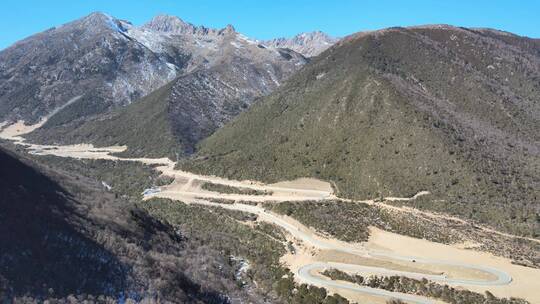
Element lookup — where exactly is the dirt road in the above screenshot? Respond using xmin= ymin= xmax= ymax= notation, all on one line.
xmin=1 ymin=121 xmax=538 ymax=304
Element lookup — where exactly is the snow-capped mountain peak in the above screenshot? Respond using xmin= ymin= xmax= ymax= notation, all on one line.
xmin=0 ymin=12 xmax=308 ymax=124
xmin=76 ymin=12 xmax=131 ymax=33
xmin=142 ymin=14 xmax=196 ymax=34
xmin=264 ymin=31 xmax=337 ymax=57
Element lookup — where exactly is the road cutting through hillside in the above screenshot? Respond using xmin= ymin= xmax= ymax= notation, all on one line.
xmin=1 ymin=122 xmax=539 ymax=304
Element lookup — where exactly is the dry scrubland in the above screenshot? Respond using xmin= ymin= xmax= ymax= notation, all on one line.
xmin=266 ymin=200 xmax=540 ymax=269
xmin=322 ymin=269 xmax=527 ymax=304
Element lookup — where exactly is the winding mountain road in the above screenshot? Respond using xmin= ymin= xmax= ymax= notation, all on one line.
xmin=299 ymin=263 xmax=437 ymax=304
xmin=184 ymin=199 xmax=512 ymax=304
xmin=0 ymin=124 xmax=523 ymax=304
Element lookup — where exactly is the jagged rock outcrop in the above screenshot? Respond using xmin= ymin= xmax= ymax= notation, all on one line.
xmin=264 ymin=31 xmax=337 ymax=57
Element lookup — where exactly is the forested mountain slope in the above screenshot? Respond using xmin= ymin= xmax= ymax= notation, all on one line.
xmin=0 ymin=147 xmax=270 ymax=303
xmin=184 ymin=25 xmax=540 ymax=237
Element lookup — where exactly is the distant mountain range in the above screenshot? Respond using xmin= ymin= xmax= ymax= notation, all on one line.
xmin=0 ymin=12 xmax=175 ymax=124
xmin=1 ymin=12 xmax=338 ymax=156
xmin=0 ymin=13 xmax=333 ymax=149
xmin=264 ymin=31 xmax=338 ymax=57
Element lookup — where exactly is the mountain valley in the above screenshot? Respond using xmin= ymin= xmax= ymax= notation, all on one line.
xmin=0 ymin=10 xmax=539 ymax=304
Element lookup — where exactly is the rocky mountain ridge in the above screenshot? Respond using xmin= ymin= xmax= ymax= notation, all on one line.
xmin=0 ymin=12 xmax=306 ymax=127
xmin=0 ymin=12 xmax=175 ymax=124
xmin=264 ymin=31 xmax=337 ymax=57
xmin=19 ymin=12 xmax=307 ymax=157
xmin=142 ymin=14 xmax=236 ymax=36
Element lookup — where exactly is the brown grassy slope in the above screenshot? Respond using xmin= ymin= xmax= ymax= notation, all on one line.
xmin=183 ymin=26 xmax=540 ymax=237
xmin=27 ymin=82 xmax=182 ymax=158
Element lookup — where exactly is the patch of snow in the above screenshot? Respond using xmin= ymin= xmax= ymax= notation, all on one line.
xmin=50 ymin=95 xmax=82 ymax=116
xmin=316 ymin=72 xmax=326 ymax=80
xmin=230 ymin=256 xmax=251 ymax=285
xmin=237 ymin=34 xmax=258 ymax=45
xmin=142 ymin=187 xmax=161 ymax=196
xmin=230 ymin=41 xmax=243 ymax=49
xmin=0 ymin=121 xmax=8 ymax=131
xmin=101 ymin=181 xmax=112 ymax=191
xmin=125 ymin=28 xmax=167 ymax=53
xmin=165 ymin=62 xmax=178 ymax=79
xmin=103 ymin=14 xmax=124 ymax=33
xmin=188 ymin=38 xmax=219 ymax=51
xmin=266 ymin=69 xmax=280 ymax=86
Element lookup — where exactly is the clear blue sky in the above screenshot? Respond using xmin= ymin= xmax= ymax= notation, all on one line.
xmin=1 ymin=0 xmax=539 ymax=49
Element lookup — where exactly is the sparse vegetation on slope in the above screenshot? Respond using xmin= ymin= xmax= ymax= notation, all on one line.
xmin=265 ymin=200 xmax=460 ymax=243
xmin=27 ymin=82 xmax=182 ymax=159
xmin=322 ymin=268 xmax=529 ymax=304
xmin=266 ymin=199 xmax=540 ymax=268
xmin=0 ymin=147 xmax=246 ymax=303
xmin=184 ymin=26 xmax=540 ymax=238
xmin=31 ymin=155 xmax=161 ymax=199
xmin=140 ymin=198 xmax=351 ymax=304
xmin=140 ymin=198 xmax=286 ymax=297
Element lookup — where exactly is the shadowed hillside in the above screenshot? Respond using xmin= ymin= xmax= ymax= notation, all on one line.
xmin=0 ymin=148 xmax=126 ymax=299
xmin=0 ymin=147 xmax=249 ymax=303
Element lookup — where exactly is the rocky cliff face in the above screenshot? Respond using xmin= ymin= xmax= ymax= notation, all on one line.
xmin=0 ymin=12 xmax=306 ymax=128
xmin=264 ymin=31 xmax=337 ymax=57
